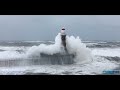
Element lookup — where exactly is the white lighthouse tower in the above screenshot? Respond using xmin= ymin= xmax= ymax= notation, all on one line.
xmin=61 ymin=27 xmax=66 ymax=35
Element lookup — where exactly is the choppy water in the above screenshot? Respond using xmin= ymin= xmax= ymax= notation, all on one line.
xmin=0 ymin=40 xmax=119 ymax=75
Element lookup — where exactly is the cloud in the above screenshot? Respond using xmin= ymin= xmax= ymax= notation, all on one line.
xmin=0 ymin=15 xmax=120 ymax=41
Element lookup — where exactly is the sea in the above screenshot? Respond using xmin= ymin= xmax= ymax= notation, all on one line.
xmin=0 ymin=40 xmax=120 ymax=75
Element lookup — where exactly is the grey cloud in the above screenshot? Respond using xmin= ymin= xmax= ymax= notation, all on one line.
xmin=0 ymin=15 xmax=120 ymax=41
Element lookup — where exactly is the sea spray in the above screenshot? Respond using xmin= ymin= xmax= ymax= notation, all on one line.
xmin=0 ymin=33 xmax=92 ymax=64
xmin=26 ymin=33 xmax=92 ymax=64
xmin=26 ymin=33 xmax=62 ymax=57
xmin=66 ymin=35 xmax=92 ymax=63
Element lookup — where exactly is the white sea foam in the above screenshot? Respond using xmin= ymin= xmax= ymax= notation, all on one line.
xmin=92 ymin=48 xmax=120 ymax=57
xmin=0 ymin=56 xmax=117 ymax=75
xmin=26 ymin=33 xmax=92 ymax=63
xmin=0 ymin=33 xmax=92 ymax=64
xmin=0 ymin=51 xmax=26 ymax=60
xmin=0 ymin=46 xmax=29 ymax=51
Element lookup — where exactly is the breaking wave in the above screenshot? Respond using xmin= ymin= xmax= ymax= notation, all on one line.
xmin=0 ymin=34 xmax=119 ymax=75
xmin=0 ymin=33 xmax=92 ymax=65
xmin=26 ymin=33 xmax=92 ymax=64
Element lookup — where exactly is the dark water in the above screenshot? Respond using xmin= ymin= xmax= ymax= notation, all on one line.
xmin=84 ymin=41 xmax=120 ymax=48
xmin=0 ymin=40 xmax=120 ymax=48
xmin=0 ymin=41 xmax=53 ymax=47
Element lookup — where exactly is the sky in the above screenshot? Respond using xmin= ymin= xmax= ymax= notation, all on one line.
xmin=0 ymin=15 xmax=120 ymax=41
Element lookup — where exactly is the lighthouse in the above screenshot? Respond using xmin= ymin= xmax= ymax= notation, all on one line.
xmin=61 ymin=27 xmax=67 ymax=51
xmin=61 ymin=27 xmax=66 ymax=35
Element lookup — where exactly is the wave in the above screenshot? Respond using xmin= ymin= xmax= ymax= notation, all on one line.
xmin=0 ymin=33 xmax=92 ymax=66
xmin=92 ymin=48 xmax=120 ymax=57
xmin=26 ymin=33 xmax=92 ymax=64
xmin=0 ymin=56 xmax=117 ymax=75
xmin=0 ymin=46 xmax=29 ymax=51
xmin=0 ymin=51 xmax=26 ymax=60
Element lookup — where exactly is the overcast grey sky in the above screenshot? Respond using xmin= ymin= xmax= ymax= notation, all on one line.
xmin=0 ymin=15 xmax=120 ymax=41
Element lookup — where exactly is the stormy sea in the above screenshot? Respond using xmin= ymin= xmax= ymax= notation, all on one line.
xmin=0 ymin=33 xmax=120 ymax=75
